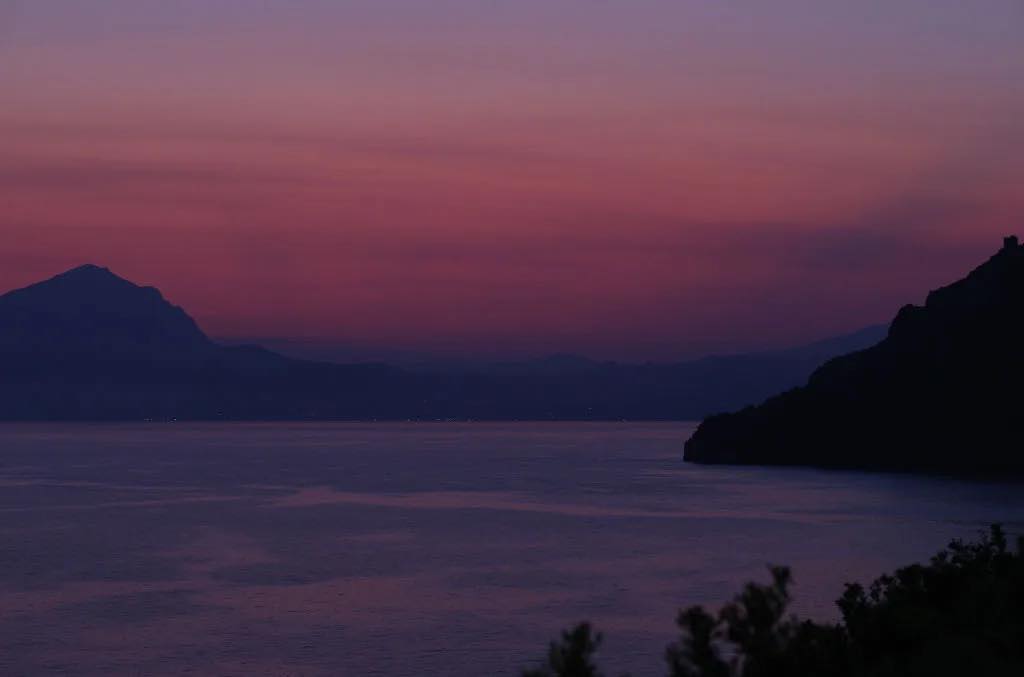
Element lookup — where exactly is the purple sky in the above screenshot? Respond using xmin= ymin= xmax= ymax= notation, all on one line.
xmin=1 ymin=0 xmax=1022 ymax=359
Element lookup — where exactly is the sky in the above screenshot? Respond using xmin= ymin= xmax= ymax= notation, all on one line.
xmin=1 ymin=0 xmax=1022 ymax=361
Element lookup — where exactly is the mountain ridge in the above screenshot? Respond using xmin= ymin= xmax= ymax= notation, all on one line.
xmin=0 ymin=263 xmax=885 ymax=421
xmin=0 ymin=264 xmax=212 ymax=358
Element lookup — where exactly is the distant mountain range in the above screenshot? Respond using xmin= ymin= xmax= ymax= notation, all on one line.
xmin=0 ymin=264 xmax=884 ymax=421
xmin=685 ymin=236 xmax=1024 ymax=473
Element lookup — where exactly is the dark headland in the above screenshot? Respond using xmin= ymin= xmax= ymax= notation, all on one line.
xmin=685 ymin=236 xmax=1024 ymax=474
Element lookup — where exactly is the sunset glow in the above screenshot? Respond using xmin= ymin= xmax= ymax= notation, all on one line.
xmin=2 ymin=0 xmax=1021 ymax=359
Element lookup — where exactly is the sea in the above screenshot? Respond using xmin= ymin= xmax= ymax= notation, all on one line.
xmin=2 ymin=422 xmax=1023 ymax=676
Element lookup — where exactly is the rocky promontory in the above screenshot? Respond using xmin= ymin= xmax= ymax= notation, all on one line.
xmin=685 ymin=236 xmax=1024 ymax=473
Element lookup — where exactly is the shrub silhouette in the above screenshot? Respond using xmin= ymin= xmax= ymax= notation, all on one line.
xmin=525 ymin=526 xmax=1024 ymax=677
xmin=522 ymin=622 xmax=604 ymax=677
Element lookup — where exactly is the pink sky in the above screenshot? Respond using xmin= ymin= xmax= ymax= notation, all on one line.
xmin=1 ymin=1 xmax=1022 ymax=359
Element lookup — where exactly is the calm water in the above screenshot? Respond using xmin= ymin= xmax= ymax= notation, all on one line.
xmin=2 ymin=423 xmax=1023 ymax=676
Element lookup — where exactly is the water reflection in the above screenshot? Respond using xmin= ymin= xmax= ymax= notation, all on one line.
xmin=1 ymin=423 xmax=1023 ymax=675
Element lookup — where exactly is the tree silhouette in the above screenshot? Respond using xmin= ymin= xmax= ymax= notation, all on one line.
xmin=522 ymin=622 xmax=604 ymax=677
xmin=526 ymin=526 xmax=1024 ymax=677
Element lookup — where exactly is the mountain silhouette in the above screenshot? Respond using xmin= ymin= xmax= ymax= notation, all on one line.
xmin=0 ymin=265 xmax=213 ymax=359
xmin=0 ymin=265 xmax=882 ymax=421
xmin=685 ymin=236 xmax=1024 ymax=473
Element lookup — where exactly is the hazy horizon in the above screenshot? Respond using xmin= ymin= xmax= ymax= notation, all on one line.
xmin=216 ymin=322 xmax=888 ymax=365
xmin=1 ymin=261 xmax=885 ymax=364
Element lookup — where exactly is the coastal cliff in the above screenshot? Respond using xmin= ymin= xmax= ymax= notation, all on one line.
xmin=685 ymin=237 xmax=1024 ymax=473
